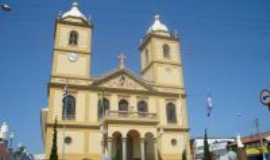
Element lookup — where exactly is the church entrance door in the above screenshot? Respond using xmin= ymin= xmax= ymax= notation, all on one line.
xmin=112 ymin=132 xmax=122 ymax=160
xmin=145 ymin=133 xmax=155 ymax=160
xmin=127 ymin=130 xmax=141 ymax=160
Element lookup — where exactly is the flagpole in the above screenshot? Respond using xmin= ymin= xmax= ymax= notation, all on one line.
xmin=206 ymin=91 xmax=213 ymax=131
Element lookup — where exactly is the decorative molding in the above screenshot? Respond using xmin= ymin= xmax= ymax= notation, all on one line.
xmin=139 ymin=33 xmax=179 ymax=50
xmin=48 ymin=82 xmax=180 ymax=97
xmin=51 ymin=75 xmax=92 ymax=81
xmin=54 ymin=47 xmax=90 ymax=55
xmin=46 ymin=122 xmax=100 ymax=129
xmin=158 ymin=126 xmax=189 ymax=132
xmin=57 ymin=18 xmax=93 ymax=28
xmin=92 ymin=69 xmax=154 ymax=92
xmin=99 ymin=74 xmax=147 ymax=91
xmin=141 ymin=60 xmax=182 ymax=75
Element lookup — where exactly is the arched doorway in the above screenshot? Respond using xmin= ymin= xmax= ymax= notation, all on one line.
xmin=112 ymin=132 xmax=122 ymax=160
xmin=145 ymin=132 xmax=155 ymax=160
xmin=127 ymin=130 xmax=141 ymax=160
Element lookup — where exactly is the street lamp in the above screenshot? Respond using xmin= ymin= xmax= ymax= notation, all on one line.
xmin=0 ymin=3 xmax=11 ymax=12
xmin=259 ymin=89 xmax=270 ymax=111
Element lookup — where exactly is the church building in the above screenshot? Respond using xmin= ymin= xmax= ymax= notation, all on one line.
xmin=41 ymin=2 xmax=191 ymax=160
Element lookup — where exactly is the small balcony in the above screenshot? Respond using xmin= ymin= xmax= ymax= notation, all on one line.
xmin=102 ymin=110 xmax=159 ymax=124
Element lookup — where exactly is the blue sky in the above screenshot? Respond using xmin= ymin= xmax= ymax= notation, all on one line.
xmin=0 ymin=0 xmax=270 ymax=154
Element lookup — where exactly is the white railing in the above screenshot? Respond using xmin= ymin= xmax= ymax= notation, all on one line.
xmin=104 ymin=110 xmax=157 ymax=121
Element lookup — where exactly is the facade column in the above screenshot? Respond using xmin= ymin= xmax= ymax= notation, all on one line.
xmin=107 ymin=137 xmax=112 ymax=157
xmin=154 ymin=138 xmax=158 ymax=160
xmin=140 ymin=138 xmax=145 ymax=160
xmin=122 ymin=138 xmax=127 ymax=160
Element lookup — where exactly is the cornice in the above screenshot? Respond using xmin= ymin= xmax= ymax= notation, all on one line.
xmin=53 ymin=48 xmax=90 ymax=55
xmin=141 ymin=60 xmax=182 ymax=74
xmin=139 ymin=33 xmax=179 ymax=50
xmin=151 ymin=83 xmax=185 ymax=90
xmin=51 ymin=75 xmax=92 ymax=81
xmin=46 ymin=122 xmax=100 ymax=129
xmin=48 ymin=82 xmax=181 ymax=97
xmin=103 ymin=118 xmax=159 ymax=125
xmin=57 ymin=18 xmax=93 ymax=28
xmin=158 ymin=126 xmax=190 ymax=132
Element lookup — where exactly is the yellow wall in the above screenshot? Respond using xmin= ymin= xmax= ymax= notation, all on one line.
xmin=42 ymin=11 xmax=191 ymax=160
xmin=55 ymin=23 xmax=91 ymax=53
xmin=140 ymin=33 xmax=184 ymax=89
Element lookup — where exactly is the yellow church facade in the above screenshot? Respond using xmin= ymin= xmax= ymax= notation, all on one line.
xmin=41 ymin=2 xmax=191 ymax=160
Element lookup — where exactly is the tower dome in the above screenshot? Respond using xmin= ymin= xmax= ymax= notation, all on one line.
xmin=147 ymin=15 xmax=169 ymax=34
xmin=62 ymin=2 xmax=87 ymax=21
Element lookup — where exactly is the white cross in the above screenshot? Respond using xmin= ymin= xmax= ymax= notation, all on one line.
xmin=117 ymin=53 xmax=126 ymax=69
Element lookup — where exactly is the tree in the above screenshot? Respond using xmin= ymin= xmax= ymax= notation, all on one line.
xmin=12 ymin=145 xmax=34 ymax=160
xmin=49 ymin=119 xmax=58 ymax=160
xmin=182 ymin=149 xmax=187 ymax=160
xmin=203 ymin=129 xmax=212 ymax=160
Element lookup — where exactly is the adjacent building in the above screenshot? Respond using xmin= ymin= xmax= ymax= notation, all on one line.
xmin=0 ymin=122 xmax=11 ymax=160
xmin=229 ymin=132 xmax=270 ymax=160
xmin=191 ymin=137 xmax=234 ymax=160
xmin=41 ymin=2 xmax=191 ymax=160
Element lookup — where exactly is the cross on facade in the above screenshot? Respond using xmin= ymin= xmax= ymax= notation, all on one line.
xmin=117 ymin=53 xmax=126 ymax=69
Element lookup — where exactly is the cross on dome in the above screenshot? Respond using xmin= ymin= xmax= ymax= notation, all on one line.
xmin=117 ymin=53 xmax=126 ymax=69
xmin=155 ymin=14 xmax=160 ymax=21
xmin=147 ymin=14 xmax=169 ymax=34
xmin=72 ymin=1 xmax=79 ymax=7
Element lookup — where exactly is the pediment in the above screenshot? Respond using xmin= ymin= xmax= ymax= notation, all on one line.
xmin=92 ymin=69 xmax=153 ymax=91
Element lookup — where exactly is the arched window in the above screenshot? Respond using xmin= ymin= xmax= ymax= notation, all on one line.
xmin=137 ymin=100 xmax=148 ymax=113
xmin=166 ymin=102 xmax=177 ymax=123
xmin=119 ymin=99 xmax=128 ymax=112
xmin=98 ymin=98 xmax=110 ymax=120
xmin=69 ymin=30 xmax=78 ymax=45
xmin=163 ymin=44 xmax=170 ymax=58
xmin=62 ymin=95 xmax=76 ymax=120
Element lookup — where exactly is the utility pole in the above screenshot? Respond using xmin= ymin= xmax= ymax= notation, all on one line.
xmin=255 ymin=118 xmax=266 ymax=160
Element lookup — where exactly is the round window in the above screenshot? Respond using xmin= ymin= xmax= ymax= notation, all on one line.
xmin=64 ymin=136 xmax=72 ymax=145
xmin=171 ymin=139 xmax=177 ymax=146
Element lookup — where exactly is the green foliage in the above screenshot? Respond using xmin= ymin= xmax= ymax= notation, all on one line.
xmin=49 ymin=119 xmax=58 ymax=160
xmin=203 ymin=129 xmax=212 ymax=160
xmin=12 ymin=145 xmax=34 ymax=160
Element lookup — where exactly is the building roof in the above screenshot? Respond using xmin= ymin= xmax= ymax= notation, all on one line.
xmin=0 ymin=143 xmax=9 ymax=159
xmin=62 ymin=2 xmax=87 ymax=21
xmin=147 ymin=15 xmax=169 ymax=34
xmin=230 ymin=131 xmax=270 ymax=146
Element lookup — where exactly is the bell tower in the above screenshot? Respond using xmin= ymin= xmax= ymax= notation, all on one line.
xmin=139 ymin=15 xmax=184 ymax=89
xmin=51 ymin=2 xmax=93 ymax=79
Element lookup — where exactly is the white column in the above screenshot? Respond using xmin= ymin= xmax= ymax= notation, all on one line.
xmin=122 ymin=138 xmax=127 ymax=160
xmin=107 ymin=137 xmax=112 ymax=157
xmin=154 ymin=138 xmax=158 ymax=160
xmin=140 ymin=138 xmax=145 ymax=160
